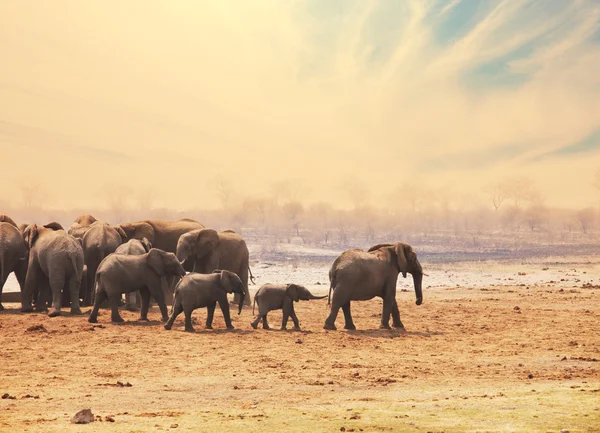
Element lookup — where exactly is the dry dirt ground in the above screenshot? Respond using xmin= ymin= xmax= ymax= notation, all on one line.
xmin=1 ymin=269 xmax=599 ymax=432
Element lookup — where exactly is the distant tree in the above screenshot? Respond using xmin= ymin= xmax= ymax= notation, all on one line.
xmin=269 ymin=179 xmax=309 ymax=205
xmin=485 ymin=181 xmax=508 ymax=212
xmin=576 ymin=207 xmax=595 ymax=234
xmin=309 ymin=202 xmax=334 ymax=245
xmin=207 ymin=174 xmax=235 ymax=210
xmin=282 ymin=201 xmax=304 ymax=237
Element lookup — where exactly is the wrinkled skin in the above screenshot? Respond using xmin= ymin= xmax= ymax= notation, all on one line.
xmin=113 ymin=238 xmax=153 ymax=310
xmin=324 ymin=242 xmax=423 ymax=331
xmin=115 ymin=219 xmax=203 ymax=299
xmin=0 ymin=221 xmax=28 ymax=310
xmin=81 ymin=221 xmax=123 ymax=306
xmin=21 ymin=224 xmax=84 ymax=317
xmin=251 ymin=283 xmax=327 ymax=330
xmin=176 ymin=228 xmax=252 ymax=307
xmin=88 ymin=249 xmax=185 ymax=324
xmin=164 ymin=270 xmax=245 ymax=332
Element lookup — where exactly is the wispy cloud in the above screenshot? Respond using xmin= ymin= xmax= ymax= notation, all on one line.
xmin=0 ymin=0 xmax=598 ymax=208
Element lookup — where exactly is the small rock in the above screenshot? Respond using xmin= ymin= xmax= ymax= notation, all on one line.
xmin=561 ymin=429 xmax=569 ymax=433
xmin=71 ymin=409 xmax=94 ymax=424
xmin=233 ymin=385 xmax=239 ymax=390
xmin=296 ymin=339 xmax=303 ymax=344
xmin=25 ymin=324 xmax=47 ymax=333
xmin=328 ymin=380 xmax=334 ymax=385
xmin=170 ymin=424 xmax=179 ymax=428
xmin=528 ymin=374 xmax=534 ymax=379
xmin=2 ymin=393 xmax=16 ymax=400
xmin=104 ymin=416 xmax=115 ymax=422
xmin=513 ymin=306 xmax=520 ymax=311
xmin=340 ymin=428 xmax=346 ymax=432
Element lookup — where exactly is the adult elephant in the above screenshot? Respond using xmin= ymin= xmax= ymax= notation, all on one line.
xmin=324 ymin=242 xmax=423 ymax=331
xmin=176 ymin=229 xmax=253 ymax=306
xmin=81 ymin=221 xmax=123 ymax=305
xmin=21 ymin=223 xmax=84 ymax=316
xmin=114 ymin=219 xmax=203 ymax=255
xmin=0 ymin=221 xmax=28 ymax=310
xmin=68 ymin=214 xmax=98 ymax=240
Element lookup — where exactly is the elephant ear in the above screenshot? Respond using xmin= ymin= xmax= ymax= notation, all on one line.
xmin=114 ymin=226 xmax=128 ymax=241
xmin=222 ymin=229 xmax=236 ymax=234
xmin=24 ymin=224 xmax=39 ymax=249
xmin=286 ymin=284 xmax=300 ymax=302
xmin=44 ymin=222 xmax=64 ymax=231
xmin=194 ymin=229 xmax=220 ymax=256
xmin=141 ymin=237 xmax=152 ymax=252
xmin=219 ymin=270 xmax=235 ymax=293
xmin=394 ymin=242 xmax=409 ymax=278
xmin=147 ymin=249 xmax=165 ymax=276
xmin=367 ymin=243 xmax=393 ymax=252
xmin=0 ymin=214 xmax=18 ymax=228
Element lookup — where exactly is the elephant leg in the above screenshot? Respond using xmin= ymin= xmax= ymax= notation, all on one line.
xmin=391 ymin=301 xmax=404 ymax=329
xmin=21 ymin=262 xmax=40 ymax=312
xmin=148 ymin=281 xmax=169 ymax=322
xmin=324 ymin=294 xmax=343 ymax=330
xmin=380 ymin=295 xmax=394 ymax=330
xmin=281 ymin=311 xmax=289 ymax=330
xmin=290 ymin=307 xmax=300 ymax=330
xmin=67 ymin=276 xmax=82 ymax=315
xmin=206 ymin=302 xmax=216 ymax=329
xmin=88 ymin=289 xmax=107 ymax=323
xmin=218 ymin=299 xmax=234 ymax=330
xmin=125 ymin=292 xmax=139 ymax=312
xmin=342 ymin=302 xmax=356 ymax=330
xmin=251 ymin=310 xmax=265 ymax=329
xmin=164 ymin=302 xmax=182 ymax=330
xmin=262 ymin=313 xmax=270 ymax=330
xmin=234 ymin=266 xmax=252 ymax=306
xmin=84 ymin=263 xmax=97 ymax=307
xmin=139 ymin=289 xmax=151 ymax=321
xmin=48 ymin=273 xmax=65 ymax=317
xmin=184 ymin=309 xmax=195 ymax=332
xmin=109 ymin=294 xmax=124 ymax=322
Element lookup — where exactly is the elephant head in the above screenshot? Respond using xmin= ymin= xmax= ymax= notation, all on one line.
xmin=147 ymin=249 xmax=186 ymax=278
xmin=368 ymin=242 xmax=423 ymax=306
xmin=0 ymin=214 xmax=18 ymax=228
xmin=23 ymin=224 xmax=40 ymax=250
xmin=286 ymin=284 xmax=326 ymax=302
xmin=176 ymin=228 xmax=219 ymax=263
xmin=44 ymin=222 xmax=64 ymax=231
xmin=215 ymin=269 xmax=245 ymax=314
xmin=72 ymin=214 xmax=97 ymax=226
xmin=140 ymin=237 xmax=152 ymax=253
xmin=114 ymin=222 xmax=154 ymax=244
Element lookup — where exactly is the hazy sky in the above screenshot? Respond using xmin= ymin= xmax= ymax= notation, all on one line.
xmin=1 ymin=0 xmax=599 ymax=210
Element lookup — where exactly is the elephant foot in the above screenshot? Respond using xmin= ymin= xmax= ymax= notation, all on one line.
xmin=280 ymin=326 xmax=287 ymax=331
xmin=34 ymin=306 xmax=48 ymax=313
xmin=323 ymin=323 xmax=337 ymax=331
xmin=125 ymin=306 xmax=139 ymax=312
xmin=0 ymin=303 xmax=4 ymax=311
xmin=344 ymin=324 xmax=356 ymax=331
xmin=138 ymin=316 xmax=149 ymax=322
xmin=161 ymin=316 xmax=169 ymax=323
xmin=205 ymin=325 xmax=213 ymax=330
xmin=226 ymin=325 xmax=235 ymax=330
xmin=70 ymin=308 xmax=83 ymax=315
xmin=392 ymin=322 xmax=405 ymax=330
xmin=88 ymin=316 xmax=98 ymax=323
xmin=111 ymin=316 xmax=125 ymax=323
xmin=379 ymin=324 xmax=391 ymax=330
xmin=21 ymin=306 xmax=34 ymax=313
xmin=164 ymin=323 xmax=172 ymax=330
xmin=184 ymin=326 xmax=195 ymax=333
xmin=293 ymin=326 xmax=301 ymax=331
xmin=250 ymin=322 xmax=258 ymax=329
xmin=48 ymin=309 xmax=61 ymax=318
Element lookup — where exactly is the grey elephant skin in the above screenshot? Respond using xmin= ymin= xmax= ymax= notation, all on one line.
xmin=114 ymin=238 xmax=153 ymax=309
xmin=164 ymin=270 xmax=245 ymax=332
xmin=21 ymin=223 xmax=84 ymax=317
xmin=88 ymin=248 xmax=185 ymax=324
xmin=251 ymin=283 xmax=327 ymax=330
xmin=0 ymin=217 xmax=28 ymax=310
xmin=68 ymin=214 xmax=98 ymax=240
xmin=324 ymin=242 xmax=423 ymax=331
xmin=81 ymin=221 xmax=124 ymax=305
xmin=176 ymin=228 xmax=253 ymax=307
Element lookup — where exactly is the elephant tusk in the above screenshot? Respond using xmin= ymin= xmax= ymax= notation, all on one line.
xmin=423 ymin=273 xmax=429 ymax=277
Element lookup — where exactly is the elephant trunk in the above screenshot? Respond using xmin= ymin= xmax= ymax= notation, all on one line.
xmin=412 ymin=271 xmax=423 ymax=306
xmin=309 ymin=293 xmax=328 ymax=300
xmin=237 ymin=292 xmax=245 ymax=315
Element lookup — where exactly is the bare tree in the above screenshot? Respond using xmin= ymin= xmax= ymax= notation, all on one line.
xmin=269 ymin=179 xmax=309 ymax=205
xmin=576 ymin=207 xmax=595 ymax=234
xmin=309 ymin=202 xmax=334 ymax=245
xmin=485 ymin=181 xmax=508 ymax=212
xmin=339 ymin=175 xmax=369 ymax=209
xmin=207 ymin=174 xmax=235 ymax=210
xmin=282 ymin=201 xmax=304 ymax=237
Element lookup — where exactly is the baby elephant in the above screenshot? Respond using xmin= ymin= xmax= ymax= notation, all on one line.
xmin=88 ymin=248 xmax=186 ymax=324
xmin=251 ymin=284 xmax=327 ymax=330
xmin=164 ymin=270 xmax=245 ymax=332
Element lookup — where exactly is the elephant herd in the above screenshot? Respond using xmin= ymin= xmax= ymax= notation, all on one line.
xmin=0 ymin=214 xmax=425 ymax=331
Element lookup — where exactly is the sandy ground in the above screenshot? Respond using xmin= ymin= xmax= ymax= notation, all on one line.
xmin=1 ymin=259 xmax=599 ymax=432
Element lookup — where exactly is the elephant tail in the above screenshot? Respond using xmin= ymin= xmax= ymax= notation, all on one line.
xmin=69 ymin=252 xmax=81 ymax=280
xmin=0 ymin=253 xmax=4 ymax=288
xmin=248 ymin=266 xmax=255 ymax=285
xmin=252 ymin=295 xmax=257 ymax=315
xmin=327 ymin=268 xmax=336 ymax=307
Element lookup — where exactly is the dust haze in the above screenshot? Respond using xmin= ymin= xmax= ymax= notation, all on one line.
xmin=1 ymin=1 xmax=599 ymax=216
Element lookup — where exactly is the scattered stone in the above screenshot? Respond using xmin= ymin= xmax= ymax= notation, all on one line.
xmin=513 ymin=306 xmax=520 ymax=311
xmin=528 ymin=374 xmax=534 ymax=379
xmin=296 ymin=339 xmax=303 ymax=344
xmin=25 ymin=324 xmax=47 ymax=333
xmin=170 ymin=424 xmax=179 ymax=428
xmin=2 ymin=393 xmax=16 ymax=400
xmin=233 ymin=385 xmax=239 ymax=390
xmin=71 ymin=409 xmax=94 ymax=424
xmin=560 ymin=429 xmax=569 ymax=433
xmin=340 ymin=427 xmax=346 ymax=432
xmin=328 ymin=380 xmax=334 ymax=385
xmin=104 ymin=416 xmax=115 ymax=422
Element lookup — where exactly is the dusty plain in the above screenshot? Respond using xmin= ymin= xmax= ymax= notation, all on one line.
xmin=1 ymin=258 xmax=599 ymax=433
